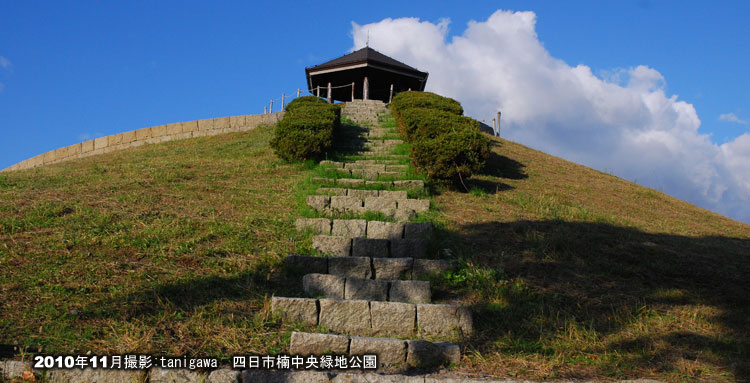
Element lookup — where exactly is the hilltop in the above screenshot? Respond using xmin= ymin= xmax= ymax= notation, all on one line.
xmin=1 ymin=119 xmax=748 ymax=382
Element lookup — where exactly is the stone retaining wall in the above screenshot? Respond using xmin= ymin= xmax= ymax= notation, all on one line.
xmin=2 ymin=112 xmax=284 ymax=172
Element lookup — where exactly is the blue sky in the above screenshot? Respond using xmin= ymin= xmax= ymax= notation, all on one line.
xmin=1 ymin=1 xmax=749 ymax=222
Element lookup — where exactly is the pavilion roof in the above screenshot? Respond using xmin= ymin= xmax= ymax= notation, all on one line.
xmin=306 ymin=47 xmax=427 ymax=76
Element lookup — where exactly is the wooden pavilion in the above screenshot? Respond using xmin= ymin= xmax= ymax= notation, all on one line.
xmin=305 ymin=47 xmax=428 ymax=103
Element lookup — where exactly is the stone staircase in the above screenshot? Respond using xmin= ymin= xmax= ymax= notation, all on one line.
xmin=271 ymin=100 xmax=472 ymax=373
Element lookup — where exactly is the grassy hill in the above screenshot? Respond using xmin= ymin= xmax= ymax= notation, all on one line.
xmin=1 ymin=124 xmax=748 ymax=382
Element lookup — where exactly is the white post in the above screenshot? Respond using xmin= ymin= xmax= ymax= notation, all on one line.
xmin=389 ymin=84 xmax=394 ymax=104
xmin=492 ymin=118 xmax=496 ymax=135
xmin=264 ymin=106 xmax=267 ymax=114
xmin=281 ymin=93 xmax=286 ymax=111
xmin=363 ymin=76 xmax=369 ymax=101
xmin=316 ymin=86 xmax=320 ymax=98
xmin=496 ymin=111 xmax=501 ymax=136
xmin=351 ymin=82 xmax=355 ymax=101
xmin=327 ymin=82 xmax=332 ymax=104
xmin=269 ymin=99 xmax=273 ymax=114
xmin=297 ymin=88 xmax=301 ymax=98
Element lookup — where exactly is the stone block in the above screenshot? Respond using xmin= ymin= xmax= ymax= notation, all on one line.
xmin=417 ymin=304 xmax=473 ymax=336
xmin=370 ymin=301 xmax=415 ymax=337
xmin=135 ymin=127 xmax=152 ymax=141
xmin=285 ymin=254 xmax=328 ymax=274
xmin=316 ymin=187 xmax=347 ymax=196
xmin=347 ymin=189 xmax=379 ymax=199
xmin=150 ymin=368 xmax=204 ymax=383
xmin=390 ymin=238 xmax=427 ymax=258
xmin=406 ymin=340 xmax=459 ymax=368
xmin=412 ymin=259 xmax=455 ymax=278
xmin=181 ymin=120 xmax=198 ymax=133
xmin=0 ymin=360 xmax=32 ymax=380
xmin=328 ymin=256 xmax=371 ymax=278
xmin=313 ymin=235 xmax=351 ymax=257
xmin=366 ymin=221 xmax=404 ymax=239
xmin=378 ymin=190 xmax=408 ymax=200
xmin=352 ymin=238 xmax=389 ymax=258
xmin=331 ymin=219 xmax=367 ymax=237
xmin=331 ymin=373 xmax=424 ymax=383
xmin=230 ymin=115 xmax=245 ymax=129
xmin=81 ymin=139 xmax=95 ymax=153
xmin=46 ymin=368 xmax=146 ymax=383
xmin=311 ymin=177 xmax=332 ymax=184
xmin=243 ymin=370 xmax=331 ymax=383
xmin=345 ymin=277 xmax=388 ymax=301
xmin=92 ymin=136 xmax=107 ymax=151
xmin=271 ymin=296 xmax=318 ymax=325
xmin=404 ymin=222 xmax=434 ymax=239
xmin=393 ymin=208 xmax=416 ymax=223
xmin=319 ymin=298 xmax=371 ymax=334
xmin=206 ymin=368 xmax=239 ymax=383
xmin=379 ymin=172 xmax=402 ymax=179
xmin=364 ymin=197 xmax=397 ymax=213
xmin=289 ymin=332 xmax=349 ymax=357
xmin=213 ymin=117 xmax=230 ymax=130
xmin=306 ymin=195 xmax=330 ymax=211
xmin=386 ymin=165 xmax=409 ymax=172
xmin=330 ymin=196 xmax=363 ymax=212
xmin=338 ymin=178 xmax=365 ymax=186
xmin=165 ymin=123 xmax=182 ymax=136
xmin=373 ymin=258 xmax=413 ymax=280
xmin=349 ymin=337 xmax=407 ymax=368
xmin=320 ymin=160 xmax=344 ymax=168
xmin=151 ymin=124 xmax=167 ymax=138
xmin=197 ymin=118 xmax=213 ymax=131
xmin=304 ymin=273 xmax=345 ymax=299
xmin=296 ymin=218 xmax=332 ymax=235
xmin=397 ymin=199 xmax=430 ymax=213
xmin=389 ymin=280 xmax=430 ymax=304
xmin=393 ymin=180 xmax=424 ymax=190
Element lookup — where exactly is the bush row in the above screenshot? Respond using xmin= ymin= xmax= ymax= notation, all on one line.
xmin=270 ymin=97 xmax=340 ymax=162
xmin=390 ymin=92 xmax=490 ymax=182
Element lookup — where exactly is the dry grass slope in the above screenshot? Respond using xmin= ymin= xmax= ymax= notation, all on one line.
xmin=1 ymin=125 xmax=748 ymax=382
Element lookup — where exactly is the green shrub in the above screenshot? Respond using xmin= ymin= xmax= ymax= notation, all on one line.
xmin=270 ymin=101 xmax=340 ymax=161
xmin=398 ymin=107 xmax=480 ymax=141
xmin=411 ymin=128 xmax=491 ymax=181
xmin=285 ymin=96 xmax=328 ymax=112
xmin=390 ymin=91 xmax=490 ymax=182
xmin=391 ymin=91 xmax=463 ymax=126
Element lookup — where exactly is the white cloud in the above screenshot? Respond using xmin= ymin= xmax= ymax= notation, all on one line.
xmin=719 ymin=112 xmax=749 ymax=125
xmin=352 ymin=10 xmax=750 ymax=223
xmin=0 ymin=56 xmax=10 ymax=69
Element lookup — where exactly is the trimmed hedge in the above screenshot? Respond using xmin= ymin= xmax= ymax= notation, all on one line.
xmin=390 ymin=91 xmax=490 ymax=183
xmin=270 ymin=100 xmax=340 ymax=162
xmin=285 ymin=96 xmax=328 ymax=112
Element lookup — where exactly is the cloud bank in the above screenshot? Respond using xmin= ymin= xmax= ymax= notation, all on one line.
xmin=351 ymin=10 xmax=750 ymax=223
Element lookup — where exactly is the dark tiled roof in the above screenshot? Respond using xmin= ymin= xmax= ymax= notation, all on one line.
xmin=307 ymin=47 xmax=425 ymax=74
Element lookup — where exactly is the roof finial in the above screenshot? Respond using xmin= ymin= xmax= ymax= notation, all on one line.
xmin=366 ymin=30 xmax=370 ymax=47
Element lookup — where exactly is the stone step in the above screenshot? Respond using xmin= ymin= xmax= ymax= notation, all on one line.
xmin=322 ymin=168 xmax=408 ymax=180
xmin=297 ymin=219 xmax=432 ymax=238
xmin=286 ymin=254 xmax=455 ymax=280
xmin=303 ymin=273 xmax=431 ymax=303
xmin=282 ymin=332 xmax=460 ymax=371
xmin=343 ymin=163 xmax=408 ymax=172
xmin=316 ymin=188 xmax=408 ymax=199
xmin=272 ymin=298 xmax=473 ymax=338
xmin=312 ymin=235 xmax=427 ymax=258
xmin=312 ymin=177 xmax=424 ymax=191
xmin=305 ymin=195 xmax=429 ymax=219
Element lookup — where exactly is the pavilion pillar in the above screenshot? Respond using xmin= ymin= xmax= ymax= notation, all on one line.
xmin=363 ymin=76 xmax=369 ymax=101
xmin=327 ymin=82 xmax=332 ymax=104
xmin=389 ymin=84 xmax=394 ymax=103
xmin=351 ymin=82 xmax=355 ymax=101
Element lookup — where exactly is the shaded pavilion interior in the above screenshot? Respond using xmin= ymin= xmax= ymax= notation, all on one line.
xmin=305 ymin=47 xmax=428 ymax=103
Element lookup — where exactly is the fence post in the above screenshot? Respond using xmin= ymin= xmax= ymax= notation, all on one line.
xmin=269 ymin=99 xmax=273 ymax=114
xmin=351 ymin=82 xmax=355 ymax=101
xmin=316 ymin=86 xmax=320 ymax=98
xmin=281 ymin=93 xmax=286 ymax=111
xmin=327 ymin=82 xmax=332 ymax=104
xmin=389 ymin=84 xmax=394 ymax=104
xmin=297 ymin=88 xmax=301 ymax=98
xmin=264 ymin=106 xmax=267 ymax=114
xmin=496 ymin=111 xmax=501 ymax=136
